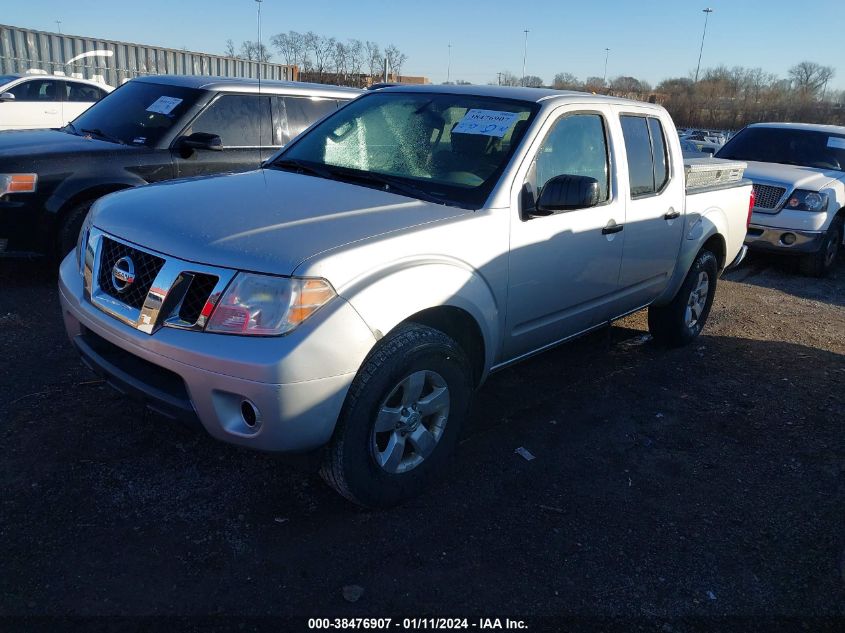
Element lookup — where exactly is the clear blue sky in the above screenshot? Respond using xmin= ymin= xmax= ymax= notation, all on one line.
xmin=4 ymin=0 xmax=844 ymax=90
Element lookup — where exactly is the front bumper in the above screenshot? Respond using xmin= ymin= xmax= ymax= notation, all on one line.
xmin=744 ymin=224 xmax=825 ymax=254
xmin=58 ymin=254 xmax=377 ymax=453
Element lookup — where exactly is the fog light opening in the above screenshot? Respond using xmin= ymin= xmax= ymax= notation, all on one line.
xmin=780 ymin=233 xmax=797 ymax=246
xmin=241 ymin=400 xmax=259 ymax=428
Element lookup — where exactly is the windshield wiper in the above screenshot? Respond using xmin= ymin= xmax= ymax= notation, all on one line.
xmin=322 ymin=167 xmax=458 ymax=207
xmin=271 ymin=158 xmax=334 ymax=179
xmin=81 ymin=128 xmax=126 ymax=145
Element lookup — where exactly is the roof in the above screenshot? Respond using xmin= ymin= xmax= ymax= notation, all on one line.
xmin=132 ymin=74 xmax=362 ymax=98
xmin=748 ymin=122 xmax=845 ymax=134
xmin=375 ymin=83 xmax=658 ymax=108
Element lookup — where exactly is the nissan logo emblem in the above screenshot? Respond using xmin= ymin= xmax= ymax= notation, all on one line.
xmin=111 ymin=256 xmax=136 ymax=293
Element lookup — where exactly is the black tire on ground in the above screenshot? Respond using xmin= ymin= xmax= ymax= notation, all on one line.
xmin=648 ymin=249 xmax=719 ymax=348
xmin=56 ymin=199 xmax=95 ymax=261
xmin=799 ymin=217 xmax=843 ymax=278
xmin=320 ymin=323 xmax=473 ymax=508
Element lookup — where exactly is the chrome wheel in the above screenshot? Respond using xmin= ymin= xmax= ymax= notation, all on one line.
xmin=684 ymin=271 xmax=710 ymax=329
xmin=371 ymin=370 xmax=450 ymax=474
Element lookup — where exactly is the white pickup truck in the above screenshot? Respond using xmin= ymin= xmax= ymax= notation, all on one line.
xmin=716 ymin=122 xmax=845 ymax=276
xmin=59 ymin=86 xmax=753 ymax=507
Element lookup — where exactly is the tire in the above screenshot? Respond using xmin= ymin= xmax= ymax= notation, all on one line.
xmin=320 ymin=323 xmax=473 ymax=508
xmin=648 ymin=249 xmax=719 ymax=348
xmin=56 ymin=199 xmax=95 ymax=260
xmin=799 ymin=218 xmax=842 ymax=278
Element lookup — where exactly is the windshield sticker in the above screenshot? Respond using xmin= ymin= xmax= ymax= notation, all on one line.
xmin=146 ymin=96 xmax=183 ymax=115
xmin=827 ymin=137 xmax=845 ymax=150
xmin=453 ymin=109 xmax=519 ymax=138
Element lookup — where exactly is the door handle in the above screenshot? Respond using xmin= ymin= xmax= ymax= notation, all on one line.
xmin=664 ymin=209 xmax=681 ymax=220
xmin=602 ymin=223 xmax=624 ymax=235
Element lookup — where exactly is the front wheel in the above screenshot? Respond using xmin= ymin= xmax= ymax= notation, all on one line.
xmin=648 ymin=249 xmax=719 ymax=347
xmin=320 ymin=323 xmax=473 ymax=508
xmin=799 ymin=218 xmax=842 ymax=278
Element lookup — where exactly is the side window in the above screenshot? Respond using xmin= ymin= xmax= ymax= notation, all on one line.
xmin=527 ymin=113 xmax=610 ymax=204
xmin=283 ymin=97 xmax=338 ymax=143
xmin=620 ymin=115 xmax=671 ymax=198
xmin=8 ymin=79 xmax=60 ymax=102
xmin=66 ymin=82 xmax=104 ymax=103
xmin=648 ymin=118 xmax=669 ymax=192
xmin=187 ymin=94 xmax=272 ymax=147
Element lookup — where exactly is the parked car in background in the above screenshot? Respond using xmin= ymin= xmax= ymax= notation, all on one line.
xmin=681 ymin=132 xmax=722 ymax=155
xmin=59 ymin=85 xmax=753 ymax=506
xmin=0 ymin=74 xmax=112 ymax=130
xmin=716 ymin=122 xmax=845 ymax=276
xmin=681 ymin=138 xmax=708 ymax=158
xmin=0 ymin=75 xmax=360 ymax=257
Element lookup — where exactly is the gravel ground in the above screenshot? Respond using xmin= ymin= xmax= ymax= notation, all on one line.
xmin=0 ymin=251 xmax=843 ymax=631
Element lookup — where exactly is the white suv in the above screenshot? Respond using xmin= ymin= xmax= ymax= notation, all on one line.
xmin=0 ymin=74 xmax=113 ymax=131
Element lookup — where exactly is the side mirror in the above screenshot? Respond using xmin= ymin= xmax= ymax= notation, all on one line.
xmin=0 ymin=92 xmax=15 ymax=102
xmin=176 ymin=132 xmax=223 ymax=152
xmin=536 ymin=174 xmax=600 ymax=214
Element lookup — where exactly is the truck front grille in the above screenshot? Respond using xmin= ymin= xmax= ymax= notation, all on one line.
xmin=178 ymin=273 xmax=219 ymax=325
xmin=85 ymin=228 xmax=236 ymax=335
xmin=752 ymin=183 xmax=787 ymax=210
xmin=97 ymin=237 xmax=165 ymax=309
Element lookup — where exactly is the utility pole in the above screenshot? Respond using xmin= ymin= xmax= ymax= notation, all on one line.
xmin=521 ymin=29 xmax=529 ymax=87
xmin=447 ymin=43 xmax=452 ymax=84
xmin=602 ymin=48 xmax=610 ymax=86
xmin=694 ymin=8 xmax=714 ymax=83
xmin=55 ymin=20 xmax=62 ymax=34
xmin=497 ymin=72 xmax=503 ymax=86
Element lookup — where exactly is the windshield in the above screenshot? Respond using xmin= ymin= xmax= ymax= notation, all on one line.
xmin=717 ymin=127 xmax=845 ymax=172
xmin=273 ymin=92 xmax=538 ymax=208
xmin=69 ymin=81 xmax=203 ymax=147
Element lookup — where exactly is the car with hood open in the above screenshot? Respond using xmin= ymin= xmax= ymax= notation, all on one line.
xmin=58 ymin=85 xmax=754 ymax=506
xmin=0 ymin=75 xmax=360 ymax=258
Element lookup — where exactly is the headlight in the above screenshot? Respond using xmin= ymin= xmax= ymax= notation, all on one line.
xmin=785 ymin=190 xmax=828 ymax=212
xmin=0 ymin=173 xmax=38 ymax=197
xmin=206 ymin=273 xmax=336 ymax=336
xmin=76 ymin=213 xmax=94 ymax=272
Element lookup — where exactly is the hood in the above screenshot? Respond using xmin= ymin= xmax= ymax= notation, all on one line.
xmin=0 ymin=128 xmax=129 ymax=159
xmin=92 ymin=169 xmax=468 ymax=275
xmin=742 ymin=160 xmax=842 ymax=191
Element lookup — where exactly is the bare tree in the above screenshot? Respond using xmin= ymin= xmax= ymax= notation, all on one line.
xmin=385 ymin=44 xmax=407 ymax=78
xmin=224 ymin=39 xmax=238 ymax=58
xmin=347 ymin=39 xmax=365 ymax=86
xmin=789 ymin=61 xmax=835 ymax=100
xmin=304 ymin=32 xmax=334 ymax=80
xmin=271 ymin=31 xmax=305 ymax=67
xmin=365 ymin=41 xmax=382 ymax=80
xmin=331 ymin=40 xmax=349 ymax=80
xmin=583 ymin=76 xmax=606 ymax=92
xmin=553 ymin=72 xmax=580 ymax=90
xmin=498 ymin=71 xmax=520 ymax=87
xmin=521 ymin=75 xmax=545 ymax=88
xmin=240 ymin=40 xmax=272 ymax=63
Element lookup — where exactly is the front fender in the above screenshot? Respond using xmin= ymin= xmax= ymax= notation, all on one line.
xmin=45 ymin=176 xmax=145 ymax=216
xmin=339 ymin=259 xmax=501 ymax=376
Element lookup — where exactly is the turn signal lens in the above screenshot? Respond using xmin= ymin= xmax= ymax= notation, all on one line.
xmin=0 ymin=173 xmax=38 ymax=196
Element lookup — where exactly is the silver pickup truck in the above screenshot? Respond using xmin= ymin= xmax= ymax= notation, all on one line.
xmin=59 ymin=85 xmax=753 ymax=507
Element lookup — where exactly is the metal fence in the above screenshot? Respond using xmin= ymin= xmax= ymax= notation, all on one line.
xmin=0 ymin=24 xmax=298 ymax=87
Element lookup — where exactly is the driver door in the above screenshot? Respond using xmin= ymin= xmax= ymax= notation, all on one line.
xmin=504 ymin=107 xmax=625 ymax=360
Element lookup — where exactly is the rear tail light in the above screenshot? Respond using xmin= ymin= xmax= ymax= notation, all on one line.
xmin=747 ymin=188 xmax=756 ymax=229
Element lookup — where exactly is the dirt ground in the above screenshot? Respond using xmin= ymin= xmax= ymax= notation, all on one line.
xmin=1 ymin=251 xmax=843 ymax=630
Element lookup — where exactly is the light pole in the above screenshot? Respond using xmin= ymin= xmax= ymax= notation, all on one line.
xmin=255 ymin=0 xmax=263 ymax=65
xmin=521 ymin=29 xmax=529 ymax=86
xmin=694 ymin=8 xmax=713 ymax=83
xmin=55 ymin=20 xmax=62 ymax=34
xmin=447 ymin=43 xmax=452 ymax=84
xmin=602 ymin=48 xmax=610 ymax=86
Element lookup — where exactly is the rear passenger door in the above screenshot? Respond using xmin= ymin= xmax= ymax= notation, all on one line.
xmin=612 ymin=110 xmax=685 ymax=313
xmin=173 ymin=93 xmax=275 ymax=177
xmin=2 ymin=78 xmax=63 ymax=129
